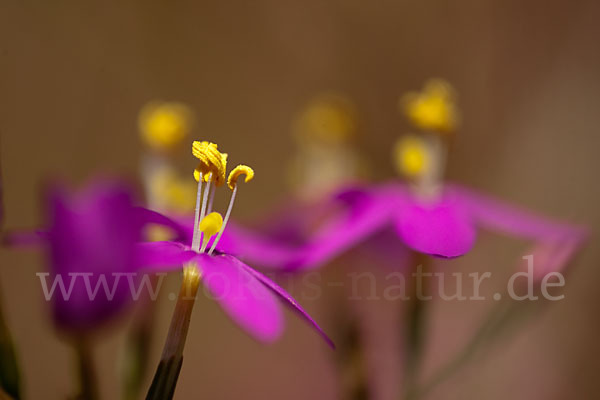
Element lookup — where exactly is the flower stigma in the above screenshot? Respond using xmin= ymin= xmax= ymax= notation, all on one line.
xmin=198 ymin=212 xmax=223 ymax=252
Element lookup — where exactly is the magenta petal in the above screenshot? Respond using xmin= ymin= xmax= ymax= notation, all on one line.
xmin=394 ymin=199 xmax=476 ymax=258
xmin=449 ymin=185 xmax=585 ymax=240
xmin=449 ymin=184 xmax=588 ymax=275
xmin=135 ymin=241 xmax=196 ymax=271
xmin=237 ymin=262 xmax=335 ymax=348
xmin=195 ymin=254 xmax=284 ymax=343
xmin=293 ymin=187 xmax=395 ymax=270
xmin=133 ymin=207 xmax=193 ymax=245
xmin=217 ymin=223 xmax=300 ymax=268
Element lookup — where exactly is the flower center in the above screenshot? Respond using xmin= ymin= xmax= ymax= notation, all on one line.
xmin=189 ymin=141 xmax=254 ymax=254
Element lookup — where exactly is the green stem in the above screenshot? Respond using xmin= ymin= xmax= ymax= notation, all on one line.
xmin=73 ymin=338 xmax=98 ymax=400
xmin=328 ymin=270 xmax=368 ymax=400
xmin=122 ymin=276 xmax=159 ymax=400
xmin=145 ymin=265 xmax=200 ymax=400
xmin=0 ymin=148 xmax=21 ymax=399
xmin=336 ymin=316 xmax=368 ymax=400
xmin=0 ymin=297 xmax=20 ymax=400
xmin=402 ymin=254 xmax=431 ymax=400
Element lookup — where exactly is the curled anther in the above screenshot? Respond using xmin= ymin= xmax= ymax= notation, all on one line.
xmin=227 ymin=165 xmax=254 ymax=190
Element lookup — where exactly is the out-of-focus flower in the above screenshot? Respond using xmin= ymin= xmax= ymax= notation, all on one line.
xmin=218 ymin=82 xmax=587 ymax=281
xmin=401 ymin=79 xmax=459 ymax=133
xmin=145 ymin=141 xmax=332 ymax=345
xmin=15 ymin=181 xmax=190 ymax=332
xmin=293 ymin=92 xmax=357 ymax=145
xmin=283 ymin=184 xmax=587 ymax=279
xmin=288 ymin=92 xmax=367 ymax=200
xmin=139 ymin=102 xmax=192 ymax=151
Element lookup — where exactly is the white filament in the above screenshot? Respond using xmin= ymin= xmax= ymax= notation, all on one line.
xmin=190 ymin=174 xmax=203 ymax=251
xmin=206 ymin=184 xmax=216 ymax=214
xmin=208 ymin=185 xmax=237 ymax=255
xmin=192 ymin=173 xmax=213 ymax=252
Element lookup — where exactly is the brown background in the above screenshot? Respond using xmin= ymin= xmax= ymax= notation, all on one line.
xmin=1 ymin=0 xmax=599 ymax=399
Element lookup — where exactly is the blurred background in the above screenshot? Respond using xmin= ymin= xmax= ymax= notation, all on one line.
xmin=1 ymin=0 xmax=599 ymax=399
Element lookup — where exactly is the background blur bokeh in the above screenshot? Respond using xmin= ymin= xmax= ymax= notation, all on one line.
xmin=1 ymin=0 xmax=599 ymax=399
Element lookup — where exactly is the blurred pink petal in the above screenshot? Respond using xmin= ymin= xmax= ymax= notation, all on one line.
xmin=195 ymin=253 xmax=284 ymax=343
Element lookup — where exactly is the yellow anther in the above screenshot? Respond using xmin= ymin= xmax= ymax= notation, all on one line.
xmin=401 ymin=79 xmax=459 ymax=133
xmin=139 ymin=102 xmax=192 ymax=150
xmin=227 ymin=165 xmax=254 ymax=190
xmin=199 ymin=212 xmax=223 ymax=240
xmin=293 ymin=92 xmax=357 ymax=144
xmin=393 ymin=136 xmax=429 ymax=177
xmin=192 ymin=141 xmax=228 ymax=186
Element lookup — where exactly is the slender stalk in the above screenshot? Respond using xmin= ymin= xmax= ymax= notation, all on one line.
xmin=121 ymin=287 xmax=156 ymax=400
xmin=73 ymin=338 xmax=98 ymax=400
xmin=328 ymin=267 xmax=368 ymax=400
xmin=338 ymin=319 xmax=368 ymax=400
xmin=145 ymin=264 xmax=201 ymax=400
xmin=0 ymin=291 xmax=20 ymax=400
xmin=206 ymin=185 xmax=215 ymax=214
xmin=190 ymin=177 xmax=204 ymax=251
xmin=208 ymin=186 xmax=237 ymax=255
xmin=0 ymin=146 xmax=21 ymax=400
xmin=403 ymin=254 xmax=431 ymax=400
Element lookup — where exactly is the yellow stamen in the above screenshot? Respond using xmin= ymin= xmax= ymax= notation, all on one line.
xmin=139 ymin=102 xmax=192 ymax=150
xmin=192 ymin=141 xmax=228 ymax=186
xmin=401 ymin=79 xmax=459 ymax=133
xmin=188 ymin=141 xmax=252 ymax=254
xmin=227 ymin=165 xmax=254 ymax=190
xmin=393 ymin=135 xmax=429 ymax=177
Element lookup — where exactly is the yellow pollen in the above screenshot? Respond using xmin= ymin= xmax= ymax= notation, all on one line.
xmin=393 ymin=136 xmax=429 ymax=177
xmin=199 ymin=212 xmax=223 ymax=240
xmin=401 ymin=79 xmax=459 ymax=133
xmin=139 ymin=102 xmax=192 ymax=150
xmin=192 ymin=141 xmax=228 ymax=186
xmin=227 ymin=165 xmax=254 ymax=190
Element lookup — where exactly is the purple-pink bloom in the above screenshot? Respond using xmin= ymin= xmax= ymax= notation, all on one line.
xmin=14 ymin=181 xmax=189 ymax=333
xmin=142 ymin=237 xmax=334 ymax=347
xmin=218 ymin=182 xmax=587 ymax=280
